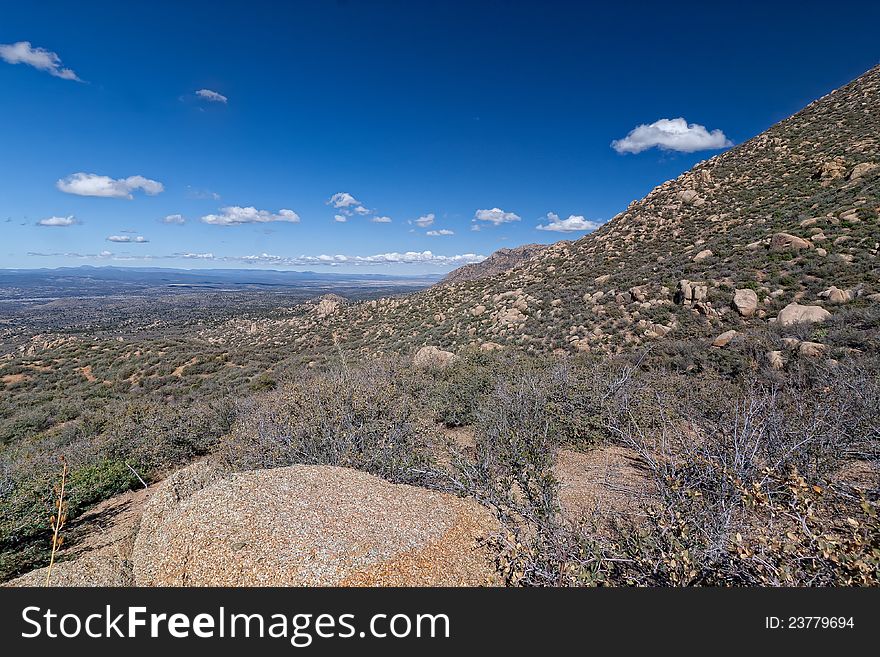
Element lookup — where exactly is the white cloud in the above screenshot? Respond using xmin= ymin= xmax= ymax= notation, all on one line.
xmin=327 ymin=192 xmax=374 ymax=219
xmin=196 ymin=89 xmax=227 ymax=104
xmin=162 ymin=214 xmax=185 ymax=224
xmin=536 ymin=212 xmax=602 ymax=233
xmin=107 ymin=235 xmax=149 ymax=243
xmin=328 ymin=192 xmax=361 ymax=209
xmin=333 ymin=214 xmax=347 ymax=223
xmin=0 ymin=41 xmax=81 ymax=81
xmin=611 ymin=117 xmax=732 ymax=154
xmin=426 ymin=229 xmax=454 ymax=236
xmin=371 ymin=215 xmax=392 ymax=223
xmin=414 ymin=213 xmax=435 ymax=227
xmin=37 ymin=215 xmax=77 ymax=227
xmin=474 ymin=207 xmax=521 ymax=226
xmin=56 ymin=173 xmax=164 ymax=199
xmin=29 ymin=248 xmax=487 ymax=269
xmin=230 ymin=250 xmax=485 ymax=267
xmin=201 ymin=206 xmax=300 ymax=226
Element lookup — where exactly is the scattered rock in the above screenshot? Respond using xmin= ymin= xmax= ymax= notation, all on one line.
xmin=732 ymin=288 xmax=759 ymax=317
xmin=819 ymin=159 xmax=847 ymax=185
xmin=471 ymin=305 xmax=486 ymax=316
xmin=798 ymin=341 xmax=827 ymax=358
xmin=629 ymin=285 xmax=649 ymax=303
xmin=693 ymin=249 xmax=713 ymax=262
xmin=678 ymin=189 xmax=699 ymax=204
xmin=413 ymin=346 xmax=457 ymax=369
xmin=479 ymin=342 xmax=504 ymax=352
xmin=770 ymin=232 xmax=813 ymax=252
xmin=132 ymin=464 xmax=499 ymax=586
xmin=712 ymin=330 xmax=739 ymax=348
xmin=776 ymin=302 xmax=832 ymax=327
xmin=849 ymin=162 xmax=877 ymax=180
xmin=818 ymin=286 xmax=853 ymax=304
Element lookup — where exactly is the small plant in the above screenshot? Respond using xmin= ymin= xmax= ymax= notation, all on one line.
xmin=45 ymin=457 xmax=68 ymax=586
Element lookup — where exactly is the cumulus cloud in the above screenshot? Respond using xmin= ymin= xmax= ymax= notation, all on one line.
xmin=178 ymin=252 xmax=215 ymax=259
xmin=0 ymin=41 xmax=81 ymax=81
xmin=56 ymin=173 xmax=164 ymax=199
xmin=536 ymin=212 xmax=602 ymax=233
xmin=333 ymin=214 xmax=347 ymax=223
xmin=414 ymin=213 xmax=435 ymax=228
xmin=162 ymin=214 xmax=185 ymax=224
xmin=327 ymin=192 xmax=375 ymax=220
xmin=426 ymin=229 xmax=454 ymax=236
xmin=201 ymin=206 xmax=300 ymax=226
xmin=37 ymin=215 xmax=77 ymax=227
xmin=196 ymin=89 xmax=227 ymax=104
xmin=473 ymin=207 xmax=521 ymax=226
xmin=107 ymin=235 xmax=149 ymax=243
xmin=370 ymin=215 xmax=392 ymax=223
xmin=328 ymin=192 xmax=361 ymax=209
xmin=611 ymin=117 xmax=732 ymax=154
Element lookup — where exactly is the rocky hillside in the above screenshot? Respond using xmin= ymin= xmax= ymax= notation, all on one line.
xmin=206 ymin=65 xmax=879 ymax=358
xmin=440 ymin=243 xmax=552 ymax=285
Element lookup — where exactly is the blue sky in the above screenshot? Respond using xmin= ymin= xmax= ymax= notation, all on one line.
xmin=2 ymin=1 xmax=879 ymax=273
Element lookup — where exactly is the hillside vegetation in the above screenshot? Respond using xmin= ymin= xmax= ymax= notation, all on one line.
xmin=2 ymin=66 xmax=879 ymax=585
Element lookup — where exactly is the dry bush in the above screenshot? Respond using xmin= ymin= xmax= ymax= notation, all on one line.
xmin=219 ymin=362 xmax=435 ymax=485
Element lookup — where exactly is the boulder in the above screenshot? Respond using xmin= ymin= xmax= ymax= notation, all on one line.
xmin=132 ymin=463 xmax=500 ymax=586
xmin=849 ymin=162 xmax=877 ymax=180
xmin=818 ymin=286 xmax=852 ymax=304
xmin=776 ymin=303 xmax=832 ymax=327
xmin=629 ymin=285 xmax=649 ymax=303
xmin=770 ymin=232 xmax=813 ymax=252
xmin=732 ymin=288 xmax=759 ymax=317
xmin=712 ymin=330 xmax=739 ymax=348
xmin=693 ymin=249 xmax=713 ymax=262
xmin=677 ymin=189 xmax=699 ymax=204
xmin=479 ymin=341 xmax=504 ymax=352
xmin=675 ymin=280 xmax=692 ymax=305
xmin=413 ymin=346 xmax=457 ymax=369
xmin=5 ymin=553 xmax=130 ymax=587
xmin=819 ymin=159 xmax=847 ymax=185
xmin=798 ymin=341 xmax=827 ymax=358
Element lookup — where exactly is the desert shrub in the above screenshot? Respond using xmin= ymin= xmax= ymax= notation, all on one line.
xmin=220 ymin=362 xmax=435 ymax=485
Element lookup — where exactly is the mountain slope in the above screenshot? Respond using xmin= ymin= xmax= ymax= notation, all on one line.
xmin=208 ymin=65 xmax=880 ymax=356
xmin=440 ymin=243 xmax=553 ymax=285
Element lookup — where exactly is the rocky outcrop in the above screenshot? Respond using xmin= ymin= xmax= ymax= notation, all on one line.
xmin=776 ymin=302 xmax=832 ymax=327
xmin=440 ymin=243 xmax=551 ymax=285
xmin=132 ymin=463 xmax=499 ymax=586
xmin=413 ymin=346 xmax=457 ymax=369
xmin=675 ymin=279 xmax=708 ymax=306
xmin=314 ymin=294 xmax=344 ymax=319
